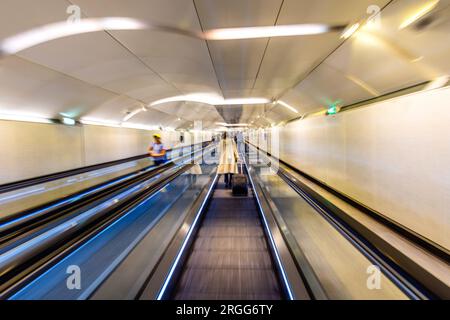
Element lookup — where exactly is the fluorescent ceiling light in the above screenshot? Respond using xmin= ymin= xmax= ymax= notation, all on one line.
xmin=216 ymin=122 xmax=250 ymax=127
xmin=0 ymin=17 xmax=147 ymax=55
xmin=399 ymin=0 xmax=440 ymax=30
xmin=276 ymin=100 xmax=299 ymax=113
xmin=151 ymin=93 xmax=222 ymax=106
xmin=80 ymin=118 xmax=121 ymax=128
xmin=121 ymin=122 xmax=159 ymax=131
xmin=81 ymin=119 xmax=158 ymax=131
xmin=340 ymin=23 xmax=360 ymax=39
xmin=151 ymin=93 xmax=270 ymax=106
xmin=203 ymin=24 xmax=331 ymax=40
xmin=223 ymin=98 xmax=270 ymax=105
xmin=0 ymin=112 xmax=52 ymax=124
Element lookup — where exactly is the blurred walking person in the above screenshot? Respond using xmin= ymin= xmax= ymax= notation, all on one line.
xmin=218 ymin=132 xmax=238 ymax=188
xmin=148 ymin=133 xmax=167 ymax=166
xmin=236 ymin=131 xmax=244 ymax=155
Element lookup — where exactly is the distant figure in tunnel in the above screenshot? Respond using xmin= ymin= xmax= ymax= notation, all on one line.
xmin=218 ymin=132 xmax=239 ymax=188
xmin=148 ymin=133 xmax=167 ymax=166
xmin=236 ymin=130 xmax=244 ymax=155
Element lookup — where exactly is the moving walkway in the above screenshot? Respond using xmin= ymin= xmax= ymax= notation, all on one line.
xmin=1 ymin=143 xmax=447 ymax=300
xmin=246 ymin=142 xmax=449 ymax=299
xmin=163 ymin=180 xmax=284 ymax=300
xmin=0 ymin=142 xmax=208 ymax=219
xmin=0 ymin=142 xmax=212 ymax=298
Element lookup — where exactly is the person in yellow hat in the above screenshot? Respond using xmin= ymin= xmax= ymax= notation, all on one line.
xmin=148 ymin=133 xmax=167 ymax=166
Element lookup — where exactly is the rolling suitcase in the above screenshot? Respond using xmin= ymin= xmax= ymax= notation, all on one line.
xmin=232 ymin=163 xmax=248 ymax=196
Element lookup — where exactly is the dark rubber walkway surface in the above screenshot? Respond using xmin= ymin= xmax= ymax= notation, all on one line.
xmin=173 ymin=180 xmax=283 ymax=300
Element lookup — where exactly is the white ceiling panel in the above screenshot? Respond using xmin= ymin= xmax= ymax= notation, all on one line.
xmin=0 ymin=0 xmax=70 ymax=39
xmin=132 ymin=107 xmax=178 ymax=126
xmin=71 ymin=0 xmax=201 ymax=29
xmin=115 ymin=31 xmax=220 ymax=94
xmin=275 ymin=0 xmax=450 ymax=117
xmin=0 ymin=56 xmax=117 ymax=118
xmin=17 ymin=31 xmax=176 ymax=100
xmin=279 ymin=88 xmax=321 ymax=115
xmin=80 ymin=95 xmax=141 ymax=122
xmin=240 ymin=104 xmax=269 ymax=124
xmin=72 ymin=0 xmax=221 ymax=95
xmin=0 ymin=0 xmax=221 ymax=125
xmin=254 ymin=0 xmax=391 ymax=99
xmin=1 ymin=0 xmax=449 ymax=130
xmin=194 ymin=0 xmax=284 ymax=98
xmin=368 ymin=0 xmax=450 ymax=76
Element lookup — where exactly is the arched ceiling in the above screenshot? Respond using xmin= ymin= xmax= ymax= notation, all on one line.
xmin=0 ymin=0 xmax=449 ymax=130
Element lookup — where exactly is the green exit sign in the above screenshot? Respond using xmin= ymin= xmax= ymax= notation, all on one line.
xmin=327 ymin=106 xmax=338 ymax=115
xmin=326 ymin=100 xmax=342 ymax=115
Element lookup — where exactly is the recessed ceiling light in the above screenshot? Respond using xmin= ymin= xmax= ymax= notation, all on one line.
xmin=203 ymin=24 xmax=334 ymax=40
xmin=0 ymin=17 xmax=147 ymax=55
xmin=150 ymin=93 xmax=270 ymax=106
xmin=340 ymin=23 xmax=360 ymax=39
xmin=0 ymin=112 xmax=52 ymax=124
xmin=216 ymin=122 xmax=250 ymax=127
xmin=223 ymin=98 xmax=270 ymax=105
xmin=121 ymin=122 xmax=159 ymax=131
xmin=80 ymin=118 xmax=121 ymax=128
xmin=399 ymin=0 xmax=440 ymax=30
